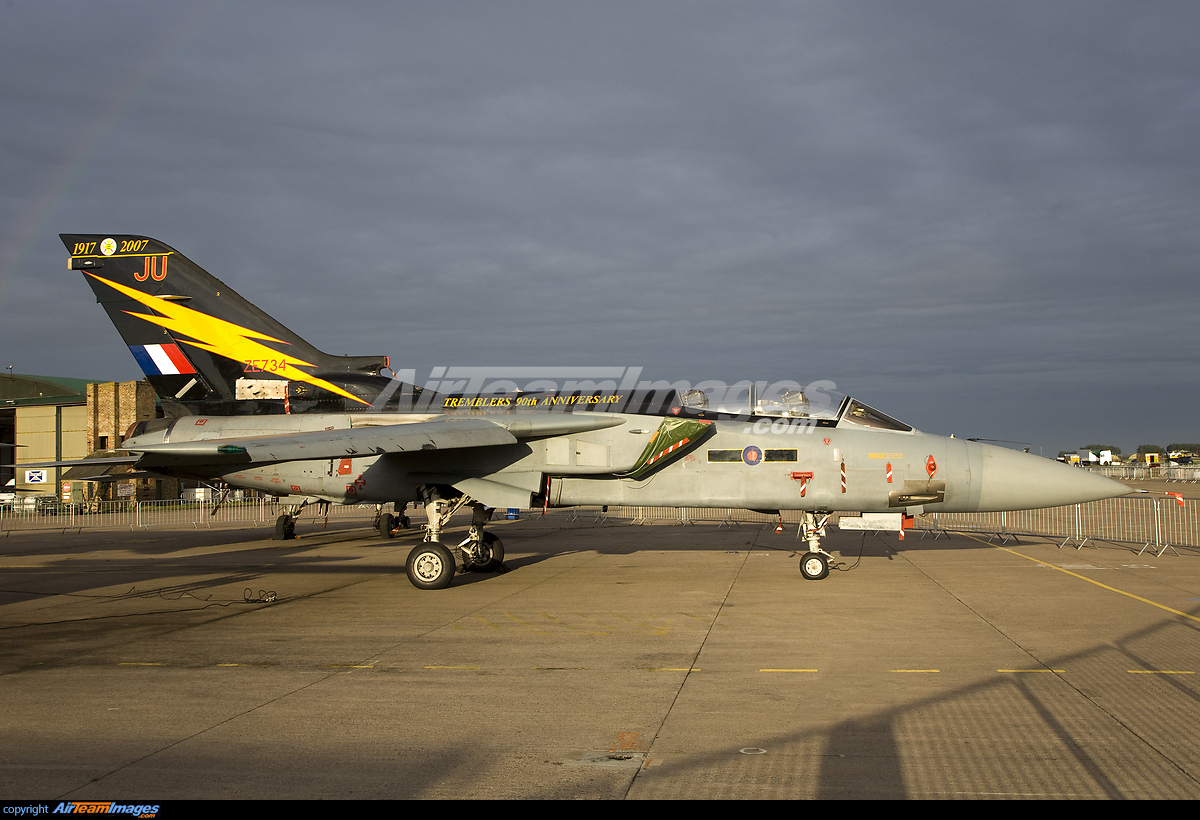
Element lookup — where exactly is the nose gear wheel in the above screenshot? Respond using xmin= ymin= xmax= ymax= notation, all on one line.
xmin=799 ymin=552 xmax=829 ymax=580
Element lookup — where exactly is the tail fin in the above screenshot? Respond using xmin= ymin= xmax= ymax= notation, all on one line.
xmin=61 ymin=234 xmax=392 ymax=415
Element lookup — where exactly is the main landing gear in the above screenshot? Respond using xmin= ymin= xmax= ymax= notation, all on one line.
xmin=798 ymin=512 xmax=832 ymax=581
xmin=406 ymin=541 xmax=456 ymax=591
xmin=404 ymin=489 xmax=505 ymax=590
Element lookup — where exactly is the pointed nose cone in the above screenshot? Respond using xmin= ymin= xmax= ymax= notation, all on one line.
xmin=975 ymin=443 xmax=1131 ymax=512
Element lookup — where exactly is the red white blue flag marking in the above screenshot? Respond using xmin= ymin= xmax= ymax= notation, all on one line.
xmin=129 ymin=343 xmax=197 ymax=376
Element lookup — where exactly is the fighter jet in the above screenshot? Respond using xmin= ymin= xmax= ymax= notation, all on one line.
xmin=48 ymin=234 xmax=1130 ymax=589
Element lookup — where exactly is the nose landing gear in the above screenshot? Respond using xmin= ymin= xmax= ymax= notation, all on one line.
xmin=799 ymin=551 xmax=830 ymax=581
xmin=798 ymin=512 xmax=833 ymax=581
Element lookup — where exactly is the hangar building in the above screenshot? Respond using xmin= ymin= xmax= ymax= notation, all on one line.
xmin=1 ymin=375 xmax=171 ymax=502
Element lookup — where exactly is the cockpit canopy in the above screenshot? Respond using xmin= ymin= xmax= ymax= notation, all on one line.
xmin=679 ymin=385 xmax=912 ymax=432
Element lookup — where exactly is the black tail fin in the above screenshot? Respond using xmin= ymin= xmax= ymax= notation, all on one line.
xmin=61 ymin=234 xmax=392 ymax=415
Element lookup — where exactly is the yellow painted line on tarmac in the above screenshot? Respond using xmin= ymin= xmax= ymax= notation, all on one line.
xmin=118 ymin=662 xmax=164 ymax=666
xmin=998 ymin=669 xmax=1064 ymax=673
xmin=891 ymin=669 xmax=940 ymax=673
xmin=760 ymin=668 xmax=818 ymax=672
xmin=573 ymin=611 xmax=618 ymax=631
xmin=534 ymin=611 xmax=596 ymax=635
xmin=1128 ymin=670 xmax=1194 ymax=674
xmin=504 ymin=612 xmax=549 ymax=631
xmin=955 ymin=532 xmax=1200 ymax=625
xmin=326 ymin=664 xmax=374 ymax=668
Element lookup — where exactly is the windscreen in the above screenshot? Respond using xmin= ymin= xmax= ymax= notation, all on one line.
xmin=838 ymin=399 xmax=913 ymax=432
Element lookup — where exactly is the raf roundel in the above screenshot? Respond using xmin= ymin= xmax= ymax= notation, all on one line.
xmin=742 ymin=445 xmax=762 ymax=465
xmin=100 ymin=238 xmax=116 ymax=256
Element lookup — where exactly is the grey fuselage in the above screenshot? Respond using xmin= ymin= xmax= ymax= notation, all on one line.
xmin=123 ymin=409 xmax=1124 ymax=515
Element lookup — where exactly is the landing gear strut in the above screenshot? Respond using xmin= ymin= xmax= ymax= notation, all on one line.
xmin=404 ymin=488 xmax=504 ymax=589
xmin=798 ymin=512 xmax=832 ymax=581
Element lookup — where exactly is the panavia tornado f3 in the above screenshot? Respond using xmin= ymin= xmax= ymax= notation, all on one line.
xmin=51 ymin=234 xmax=1130 ymax=589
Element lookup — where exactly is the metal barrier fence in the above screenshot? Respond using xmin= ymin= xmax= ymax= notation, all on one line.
xmin=1089 ymin=465 xmax=1200 ymax=482
xmin=0 ymin=497 xmax=377 ymax=533
xmin=4 ymin=494 xmax=1197 ymax=556
xmin=913 ymin=495 xmax=1199 ymax=555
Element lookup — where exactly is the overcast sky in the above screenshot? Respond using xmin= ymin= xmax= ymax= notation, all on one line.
xmin=2 ymin=2 xmax=1197 ymax=456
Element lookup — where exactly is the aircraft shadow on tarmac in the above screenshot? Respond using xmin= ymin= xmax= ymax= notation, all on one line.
xmin=620 ymin=603 xmax=1200 ymax=800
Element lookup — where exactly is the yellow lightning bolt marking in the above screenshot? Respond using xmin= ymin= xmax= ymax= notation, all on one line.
xmin=87 ymin=272 xmax=370 ymax=405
